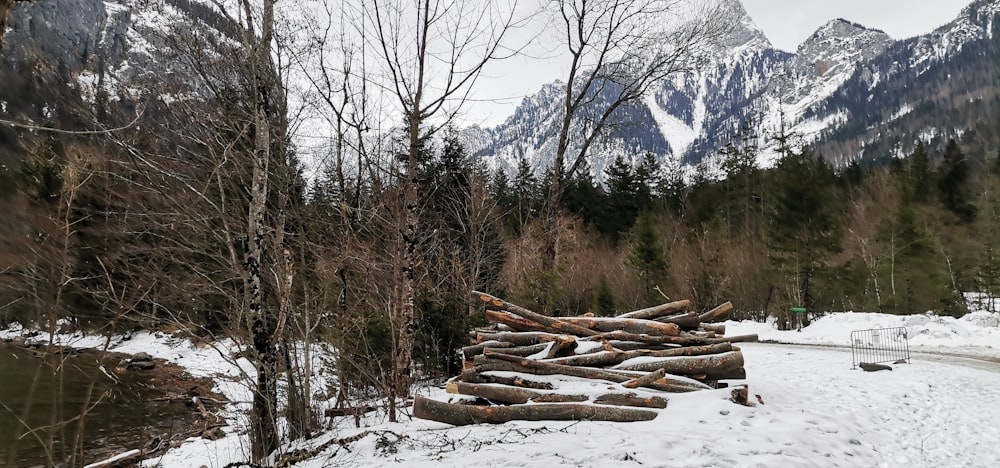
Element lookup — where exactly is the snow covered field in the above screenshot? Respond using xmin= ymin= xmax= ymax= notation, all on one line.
xmin=4 ymin=310 xmax=998 ymax=467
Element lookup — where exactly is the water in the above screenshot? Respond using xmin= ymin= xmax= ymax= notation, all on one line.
xmin=0 ymin=343 xmax=201 ymax=467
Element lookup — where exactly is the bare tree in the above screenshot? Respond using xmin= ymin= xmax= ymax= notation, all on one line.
xmin=364 ymin=0 xmax=524 ymax=419
xmin=545 ymin=0 xmax=732 ymax=260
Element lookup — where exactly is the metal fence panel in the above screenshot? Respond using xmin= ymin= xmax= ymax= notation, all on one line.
xmin=850 ymin=327 xmax=910 ymax=369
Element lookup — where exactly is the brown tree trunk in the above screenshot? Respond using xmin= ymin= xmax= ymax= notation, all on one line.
xmin=654 ymin=311 xmax=702 ymax=330
xmin=446 ymin=382 xmax=667 ymax=409
xmin=618 ymin=299 xmax=691 ymax=320
xmin=556 ymin=317 xmax=680 ymax=336
xmin=473 ymin=291 xmax=600 ymax=336
xmin=475 ymin=331 xmax=563 ymax=346
xmin=699 ymin=301 xmax=734 ymax=322
xmin=543 ymin=343 xmax=733 ymax=368
xmin=614 ymin=350 xmax=745 ymax=380
xmin=460 ymin=370 xmax=554 ymax=390
xmin=413 ymin=396 xmax=658 ymax=426
xmin=478 ymin=352 xmax=710 ymax=392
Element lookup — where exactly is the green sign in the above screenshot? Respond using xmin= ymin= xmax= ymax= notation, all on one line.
xmin=790 ymin=307 xmax=807 ymax=313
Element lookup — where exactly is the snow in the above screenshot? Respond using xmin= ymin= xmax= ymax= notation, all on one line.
xmin=3 ymin=307 xmax=997 ymax=467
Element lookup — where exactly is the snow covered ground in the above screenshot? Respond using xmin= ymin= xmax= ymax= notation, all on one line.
xmin=3 ymin=310 xmax=998 ymax=467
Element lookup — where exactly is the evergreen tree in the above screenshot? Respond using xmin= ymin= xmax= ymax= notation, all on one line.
xmin=627 ymin=212 xmax=668 ymax=304
xmin=937 ymin=139 xmax=977 ymax=223
xmin=594 ymin=275 xmax=616 ymax=316
xmin=603 ymin=154 xmax=640 ymax=239
xmin=766 ymin=147 xmax=842 ymax=320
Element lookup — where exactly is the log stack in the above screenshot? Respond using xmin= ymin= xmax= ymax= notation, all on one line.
xmin=412 ymin=291 xmax=758 ymax=426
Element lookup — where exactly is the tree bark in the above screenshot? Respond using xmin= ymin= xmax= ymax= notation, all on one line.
xmin=479 ymin=352 xmax=710 ymax=392
xmin=618 ymin=299 xmax=691 ymax=320
xmin=543 ymin=343 xmax=733 ymax=368
xmin=460 ymin=370 xmax=554 ymax=390
xmin=475 ymin=331 xmax=564 ymax=346
xmin=460 ymin=340 xmax=516 ymax=358
xmin=556 ymin=317 xmax=680 ymax=336
xmin=699 ymin=323 xmax=726 ymax=334
xmin=413 ymin=396 xmax=658 ymax=426
xmin=588 ymin=331 xmax=757 ymax=346
xmin=446 ymin=381 xmax=667 ymax=409
xmin=614 ymin=351 xmax=745 ymax=381
xmin=699 ymin=301 xmax=733 ymax=322
xmin=473 ymin=291 xmax=600 ymax=336
xmin=654 ymin=311 xmax=701 ymax=329
xmin=621 ymin=368 xmax=667 ymax=389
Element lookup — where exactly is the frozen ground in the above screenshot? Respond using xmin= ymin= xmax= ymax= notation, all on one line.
xmin=3 ymin=310 xmax=998 ymax=467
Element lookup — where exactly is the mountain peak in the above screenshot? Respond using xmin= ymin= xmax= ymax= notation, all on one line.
xmin=716 ymin=0 xmax=772 ymax=51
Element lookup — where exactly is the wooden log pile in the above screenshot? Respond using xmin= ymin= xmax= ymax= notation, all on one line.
xmin=413 ymin=291 xmax=758 ymax=426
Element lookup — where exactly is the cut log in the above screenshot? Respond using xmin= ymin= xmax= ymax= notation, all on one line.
xmin=556 ymin=317 xmax=680 ymax=336
xmin=475 ymin=331 xmax=563 ymax=346
xmin=460 ymin=340 xmax=516 ymax=358
xmin=588 ymin=331 xmax=757 ymax=346
xmin=621 ymin=368 xmax=667 ymax=389
xmin=654 ymin=311 xmax=701 ymax=329
xmin=484 ymin=309 xmax=548 ymax=332
xmin=614 ymin=351 xmax=745 ymax=380
xmin=605 ymin=341 xmax=681 ymax=352
xmin=617 ymin=300 xmax=691 ymax=320
xmin=545 ymin=343 xmax=734 ymax=368
xmin=412 ymin=396 xmax=658 ymax=426
xmin=594 ymin=393 xmax=668 ymax=409
xmin=473 ymin=291 xmax=600 ymax=336
xmin=543 ymin=334 xmax=577 ymax=359
xmin=460 ymin=370 xmax=554 ymax=389
xmin=699 ymin=301 xmax=733 ymax=322
xmin=448 ymin=382 xmax=668 ymax=409
xmin=699 ymin=323 xmax=726 ymax=334
xmin=480 ymin=352 xmax=711 ymax=392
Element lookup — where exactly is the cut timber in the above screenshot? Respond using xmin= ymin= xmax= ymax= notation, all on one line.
xmin=484 ymin=310 xmax=548 ymax=332
xmin=476 ymin=331 xmax=563 ymax=346
xmin=413 ymin=396 xmax=658 ymax=426
xmin=556 ymin=317 xmax=680 ymax=336
xmin=446 ymin=381 xmax=667 ymax=409
xmin=594 ymin=393 xmax=668 ymax=409
xmin=622 ymin=368 xmax=667 ymax=389
xmin=544 ymin=335 xmax=577 ymax=359
xmin=699 ymin=301 xmax=733 ymax=322
xmin=605 ymin=341 xmax=681 ymax=352
xmin=545 ymin=343 xmax=734 ymax=368
xmin=473 ymin=291 xmax=600 ymax=336
xmin=615 ymin=351 xmax=745 ymax=380
xmin=699 ymin=323 xmax=726 ymax=334
xmin=461 ymin=370 xmax=555 ymax=389
xmin=461 ymin=340 xmax=515 ymax=358
xmin=588 ymin=331 xmax=758 ymax=346
xmin=480 ymin=352 xmax=711 ymax=392
xmin=618 ymin=300 xmax=691 ymax=320
xmin=655 ymin=311 xmax=701 ymax=330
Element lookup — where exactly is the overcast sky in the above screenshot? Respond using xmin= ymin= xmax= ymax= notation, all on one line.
xmin=462 ymin=0 xmax=973 ymax=127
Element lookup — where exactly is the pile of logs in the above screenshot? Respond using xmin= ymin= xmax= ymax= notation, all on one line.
xmin=413 ymin=291 xmax=759 ymax=426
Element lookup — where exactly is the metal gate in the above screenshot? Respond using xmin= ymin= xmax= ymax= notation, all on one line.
xmin=850 ymin=327 xmax=910 ymax=369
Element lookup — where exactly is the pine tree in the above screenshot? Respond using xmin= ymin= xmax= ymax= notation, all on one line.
xmin=594 ymin=275 xmax=616 ymax=316
xmin=937 ymin=139 xmax=977 ymax=223
xmin=627 ymin=212 xmax=668 ymax=304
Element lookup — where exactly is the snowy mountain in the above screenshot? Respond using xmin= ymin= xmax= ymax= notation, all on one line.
xmin=3 ymin=0 xmax=1000 ymax=179
xmin=472 ymin=0 xmax=1000 ymax=179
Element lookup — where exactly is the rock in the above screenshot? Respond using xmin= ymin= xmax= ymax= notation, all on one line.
xmin=128 ymin=360 xmax=156 ymax=370
xmin=132 ymin=352 xmax=153 ymax=362
xmin=859 ymin=362 xmax=892 ymax=372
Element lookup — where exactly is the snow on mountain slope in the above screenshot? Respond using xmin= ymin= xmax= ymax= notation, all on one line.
xmin=473 ymin=0 xmax=1000 ymax=178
